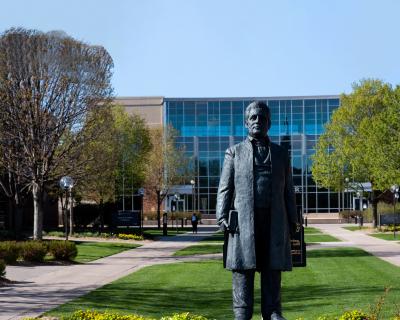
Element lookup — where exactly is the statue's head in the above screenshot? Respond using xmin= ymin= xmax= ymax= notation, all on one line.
xmin=245 ymin=101 xmax=271 ymax=139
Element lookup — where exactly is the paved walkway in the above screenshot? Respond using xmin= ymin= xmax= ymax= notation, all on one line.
xmin=312 ymin=224 xmax=400 ymax=267
xmin=0 ymin=227 xmax=218 ymax=320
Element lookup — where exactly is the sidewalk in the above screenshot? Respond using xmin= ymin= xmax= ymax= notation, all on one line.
xmin=0 ymin=227 xmax=218 ymax=320
xmin=313 ymin=224 xmax=400 ymax=267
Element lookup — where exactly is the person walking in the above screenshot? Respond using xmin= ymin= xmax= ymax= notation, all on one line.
xmin=191 ymin=212 xmax=199 ymax=233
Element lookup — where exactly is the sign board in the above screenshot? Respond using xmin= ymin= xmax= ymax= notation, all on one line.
xmin=112 ymin=210 xmax=141 ymax=227
xmin=379 ymin=214 xmax=400 ymax=225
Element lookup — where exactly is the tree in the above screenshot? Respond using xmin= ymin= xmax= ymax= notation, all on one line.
xmin=144 ymin=126 xmax=192 ymax=229
xmin=311 ymin=79 xmax=398 ymax=227
xmin=361 ymin=87 xmax=400 ymax=190
xmin=76 ymin=105 xmax=151 ymax=229
xmin=0 ymin=28 xmax=113 ymax=239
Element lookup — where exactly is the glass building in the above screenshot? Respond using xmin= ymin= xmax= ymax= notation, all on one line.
xmin=164 ymin=96 xmax=350 ymax=217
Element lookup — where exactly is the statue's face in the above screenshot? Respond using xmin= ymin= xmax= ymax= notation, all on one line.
xmin=245 ymin=108 xmax=269 ymax=139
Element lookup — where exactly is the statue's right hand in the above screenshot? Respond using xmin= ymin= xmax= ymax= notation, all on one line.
xmin=219 ymin=219 xmax=229 ymax=232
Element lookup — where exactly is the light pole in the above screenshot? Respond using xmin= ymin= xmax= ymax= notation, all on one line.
xmin=190 ymin=179 xmax=195 ymax=212
xmin=345 ymin=177 xmax=349 ymax=211
xmin=174 ymin=193 xmax=180 ymax=232
xmin=138 ymin=188 xmax=145 ymax=235
xmin=390 ymin=184 xmax=399 ymax=238
xmin=59 ymin=176 xmax=74 ymax=241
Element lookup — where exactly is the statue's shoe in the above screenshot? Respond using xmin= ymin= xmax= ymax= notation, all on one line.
xmin=270 ymin=312 xmax=287 ymax=320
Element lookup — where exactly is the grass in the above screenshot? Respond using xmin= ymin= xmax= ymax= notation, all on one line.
xmin=45 ymin=247 xmax=400 ymax=320
xmin=73 ymin=242 xmax=140 ymax=263
xmin=176 ymin=233 xmax=341 ymax=257
xmin=200 ymin=232 xmax=224 ymax=243
xmin=369 ymin=233 xmax=400 ymax=242
xmin=304 ymin=227 xmax=323 ymax=234
xmin=303 ymin=227 xmax=340 ymax=242
xmin=342 ymin=226 xmax=371 ymax=231
xmin=143 ymin=227 xmax=193 ymax=238
xmin=305 ymin=234 xmax=340 ymax=243
xmin=198 ymin=228 xmax=340 ymax=246
xmin=173 ymin=244 xmax=222 ymax=256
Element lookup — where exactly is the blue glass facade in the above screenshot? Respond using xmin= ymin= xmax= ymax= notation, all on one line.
xmin=165 ymin=96 xmax=345 ymax=216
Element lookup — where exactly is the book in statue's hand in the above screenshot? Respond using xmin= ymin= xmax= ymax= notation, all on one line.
xmin=228 ymin=210 xmax=239 ymax=234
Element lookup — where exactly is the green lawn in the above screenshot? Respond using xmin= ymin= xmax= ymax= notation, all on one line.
xmin=369 ymin=233 xmax=400 ymax=242
xmin=74 ymin=242 xmax=140 ymax=263
xmin=143 ymin=227 xmax=193 ymax=238
xmin=200 ymin=232 xmax=224 ymax=243
xmin=303 ymin=227 xmax=340 ymax=243
xmin=46 ymin=248 xmax=400 ymax=320
xmin=173 ymin=244 xmax=222 ymax=256
xmin=305 ymin=234 xmax=340 ymax=243
xmin=176 ymin=233 xmax=340 ymax=257
xmin=342 ymin=226 xmax=371 ymax=232
xmin=304 ymin=227 xmax=323 ymax=234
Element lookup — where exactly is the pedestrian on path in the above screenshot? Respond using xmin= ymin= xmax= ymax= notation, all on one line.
xmin=191 ymin=213 xmax=199 ymax=233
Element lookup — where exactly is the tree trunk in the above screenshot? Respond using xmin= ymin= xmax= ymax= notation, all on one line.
xmin=99 ymin=198 xmax=104 ymax=234
xmin=32 ymin=183 xmax=43 ymax=240
xmin=157 ymin=192 xmax=161 ymax=229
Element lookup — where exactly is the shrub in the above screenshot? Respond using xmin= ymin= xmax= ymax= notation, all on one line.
xmin=48 ymin=240 xmax=77 ymax=261
xmin=61 ymin=310 xmax=210 ymax=320
xmin=160 ymin=313 xmax=208 ymax=320
xmin=68 ymin=310 xmax=153 ymax=320
xmin=143 ymin=211 xmax=158 ymax=221
xmin=118 ymin=233 xmax=144 ymax=241
xmin=339 ymin=210 xmax=362 ymax=222
xmin=0 ymin=259 xmax=5 ymax=278
xmin=339 ymin=310 xmax=369 ymax=320
xmin=382 ymin=224 xmax=400 ymax=232
xmin=0 ymin=241 xmax=20 ymax=264
xmin=19 ymin=241 xmax=48 ymax=262
xmin=44 ymin=231 xmax=66 ymax=237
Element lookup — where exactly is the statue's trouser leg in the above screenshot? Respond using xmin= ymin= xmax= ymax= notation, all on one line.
xmin=261 ymin=270 xmax=282 ymax=318
xmin=232 ymin=270 xmax=255 ymax=320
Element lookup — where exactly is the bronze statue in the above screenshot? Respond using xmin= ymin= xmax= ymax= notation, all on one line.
xmin=216 ymin=101 xmax=299 ymax=320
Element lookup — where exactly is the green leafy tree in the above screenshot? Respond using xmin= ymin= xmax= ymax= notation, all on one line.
xmin=76 ymin=105 xmax=151 ymax=230
xmin=361 ymin=87 xmax=400 ymax=190
xmin=144 ymin=126 xmax=193 ymax=229
xmin=113 ymin=106 xmax=152 ymax=205
xmin=312 ymin=79 xmax=399 ymax=227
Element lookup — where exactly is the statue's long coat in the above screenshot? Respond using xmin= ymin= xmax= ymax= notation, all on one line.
xmin=216 ymin=138 xmax=298 ymax=271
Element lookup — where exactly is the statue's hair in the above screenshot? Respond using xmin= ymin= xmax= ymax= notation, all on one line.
xmin=245 ymin=101 xmax=271 ymax=130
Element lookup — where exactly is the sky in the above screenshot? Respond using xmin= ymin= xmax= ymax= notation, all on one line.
xmin=1 ymin=0 xmax=400 ymax=98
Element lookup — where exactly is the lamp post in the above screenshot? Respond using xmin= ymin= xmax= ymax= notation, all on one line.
xmin=59 ymin=176 xmax=74 ymax=241
xmin=390 ymin=184 xmax=399 ymax=238
xmin=174 ymin=193 xmax=180 ymax=231
xmin=345 ymin=177 xmax=349 ymax=211
xmin=190 ymin=179 xmax=195 ymax=212
xmin=355 ymin=191 xmax=361 ymax=224
xmin=138 ymin=188 xmax=145 ymax=235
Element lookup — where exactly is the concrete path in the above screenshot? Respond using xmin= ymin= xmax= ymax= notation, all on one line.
xmin=313 ymin=224 xmax=400 ymax=267
xmin=0 ymin=227 xmax=218 ymax=320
